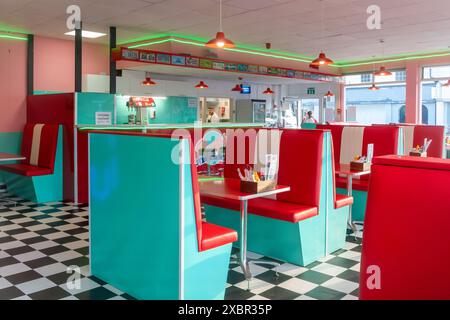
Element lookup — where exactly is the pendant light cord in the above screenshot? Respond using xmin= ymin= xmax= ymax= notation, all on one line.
xmin=219 ymin=0 xmax=223 ymax=32
xmin=321 ymin=0 xmax=324 ymax=52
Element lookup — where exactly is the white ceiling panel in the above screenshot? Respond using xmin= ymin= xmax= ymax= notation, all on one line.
xmin=1 ymin=0 xmax=450 ymax=62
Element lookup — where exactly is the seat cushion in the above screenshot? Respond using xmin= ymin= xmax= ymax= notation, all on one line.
xmin=336 ymin=176 xmax=370 ymax=192
xmin=0 ymin=164 xmax=52 ymax=177
xmin=335 ymin=194 xmax=354 ymax=209
xmin=201 ymin=222 xmax=238 ymax=251
xmin=201 ymin=195 xmax=318 ymax=223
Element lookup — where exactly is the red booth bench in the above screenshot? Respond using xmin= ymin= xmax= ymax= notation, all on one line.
xmin=0 ymin=123 xmax=63 ymax=203
xmin=360 ymin=155 xmax=450 ymax=300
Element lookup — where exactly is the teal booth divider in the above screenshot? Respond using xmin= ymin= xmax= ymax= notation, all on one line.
xmin=89 ymin=133 xmax=232 ymax=300
xmin=2 ymin=126 xmax=63 ymax=203
xmin=205 ymin=132 xmax=349 ymax=266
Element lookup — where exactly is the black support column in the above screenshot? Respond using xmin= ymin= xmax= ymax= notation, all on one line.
xmin=109 ymin=26 xmax=117 ymax=94
xmin=26 ymin=34 xmax=34 ymax=96
xmin=75 ymin=21 xmax=82 ymax=92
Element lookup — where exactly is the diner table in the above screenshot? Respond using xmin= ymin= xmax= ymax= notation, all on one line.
xmin=335 ymin=163 xmax=371 ymax=234
xmin=199 ymin=178 xmax=290 ymax=282
xmin=0 ymin=153 xmax=26 ymax=206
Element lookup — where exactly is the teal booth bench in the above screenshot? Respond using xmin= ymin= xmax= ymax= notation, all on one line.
xmin=88 ymin=131 xmax=237 ymax=300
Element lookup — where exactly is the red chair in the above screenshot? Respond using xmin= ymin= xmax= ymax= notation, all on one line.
xmin=360 ymin=155 xmax=450 ymax=299
xmin=0 ymin=123 xmax=63 ymax=203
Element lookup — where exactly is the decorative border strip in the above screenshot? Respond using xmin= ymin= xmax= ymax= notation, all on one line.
xmin=113 ymin=47 xmax=341 ymax=83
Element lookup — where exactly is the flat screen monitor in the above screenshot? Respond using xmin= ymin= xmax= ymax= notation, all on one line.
xmin=240 ymin=85 xmax=251 ymax=94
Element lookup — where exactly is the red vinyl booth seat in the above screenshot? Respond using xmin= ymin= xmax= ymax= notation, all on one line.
xmin=0 ymin=123 xmax=59 ymax=177
xmin=203 ymin=130 xmax=323 ymax=223
xmin=359 ymin=155 xmax=450 ymax=300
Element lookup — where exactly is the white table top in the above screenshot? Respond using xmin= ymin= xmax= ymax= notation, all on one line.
xmin=0 ymin=153 xmax=25 ymax=162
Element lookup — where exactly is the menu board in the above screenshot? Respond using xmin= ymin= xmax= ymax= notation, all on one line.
xmin=116 ymin=47 xmax=340 ymax=83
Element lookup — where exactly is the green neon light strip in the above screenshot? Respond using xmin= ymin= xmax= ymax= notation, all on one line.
xmin=128 ymin=37 xmax=316 ymax=64
xmin=198 ymin=177 xmax=224 ymax=182
xmin=0 ymin=33 xmax=27 ymax=41
xmin=123 ymin=33 xmax=450 ymax=68
xmin=120 ymin=32 xmax=316 ymax=60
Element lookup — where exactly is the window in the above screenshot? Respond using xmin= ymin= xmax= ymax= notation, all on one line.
xmin=344 ymin=70 xmax=406 ymax=125
xmin=360 ymin=73 xmax=372 ymax=83
xmin=421 ymin=80 xmax=450 ymax=135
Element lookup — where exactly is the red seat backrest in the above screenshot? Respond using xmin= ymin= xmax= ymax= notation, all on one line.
xmin=362 ymin=126 xmax=399 ymax=157
xmin=276 ymin=130 xmax=323 ymax=207
xmin=360 ymin=155 xmax=450 ymax=299
xmin=21 ymin=123 xmax=59 ymax=170
xmin=413 ymin=125 xmax=445 ymax=158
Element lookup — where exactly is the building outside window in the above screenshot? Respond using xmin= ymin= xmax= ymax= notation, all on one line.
xmin=422 ymin=66 xmax=450 ymax=135
xmin=344 ymin=70 xmax=406 ymax=125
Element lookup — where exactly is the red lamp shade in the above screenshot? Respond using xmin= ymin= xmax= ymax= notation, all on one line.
xmin=195 ymin=81 xmax=209 ymax=89
xmin=142 ymin=77 xmax=156 ymax=86
xmin=443 ymin=80 xmax=450 ymax=87
xmin=324 ymin=90 xmax=334 ymax=97
xmin=368 ymin=83 xmax=380 ymax=91
xmin=373 ymin=66 xmax=392 ymax=77
xmin=206 ymin=32 xmax=235 ymax=49
xmin=263 ymin=88 xmax=274 ymax=95
xmin=311 ymin=52 xmax=334 ymax=66
xmin=232 ymin=84 xmax=242 ymax=92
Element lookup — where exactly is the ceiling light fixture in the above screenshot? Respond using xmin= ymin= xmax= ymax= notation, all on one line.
xmin=368 ymin=83 xmax=380 ymax=91
xmin=142 ymin=72 xmax=157 ymax=86
xmin=232 ymin=84 xmax=242 ymax=92
xmin=442 ymin=80 xmax=450 ymax=87
xmin=373 ymin=39 xmax=392 ymax=77
xmin=311 ymin=0 xmax=334 ymax=66
xmin=64 ymin=30 xmax=107 ymax=39
xmin=195 ymin=81 xmax=209 ymax=89
xmin=206 ymin=0 xmax=235 ymax=49
xmin=263 ymin=88 xmax=274 ymax=95
xmin=324 ymin=90 xmax=334 ymax=97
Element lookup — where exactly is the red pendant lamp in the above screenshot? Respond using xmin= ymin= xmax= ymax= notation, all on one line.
xmin=373 ymin=39 xmax=392 ymax=77
xmin=263 ymin=87 xmax=274 ymax=95
xmin=324 ymin=90 xmax=334 ymax=97
xmin=311 ymin=52 xmax=334 ymax=66
xmin=311 ymin=0 xmax=334 ymax=67
xmin=368 ymin=83 xmax=380 ymax=91
xmin=195 ymin=81 xmax=209 ymax=89
xmin=142 ymin=72 xmax=156 ymax=86
xmin=373 ymin=66 xmax=392 ymax=77
xmin=443 ymin=80 xmax=450 ymax=87
xmin=206 ymin=0 xmax=235 ymax=49
xmin=231 ymin=84 xmax=242 ymax=92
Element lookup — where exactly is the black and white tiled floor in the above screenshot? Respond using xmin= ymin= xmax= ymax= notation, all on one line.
xmin=0 ymin=197 xmax=362 ymax=300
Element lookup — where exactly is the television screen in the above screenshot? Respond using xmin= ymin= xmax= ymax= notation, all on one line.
xmin=240 ymin=85 xmax=251 ymax=94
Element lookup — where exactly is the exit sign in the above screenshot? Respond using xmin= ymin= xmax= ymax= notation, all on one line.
xmin=307 ymin=88 xmax=315 ymax=95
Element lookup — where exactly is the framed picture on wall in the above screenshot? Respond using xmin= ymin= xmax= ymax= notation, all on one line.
xmin=156 ymin=53 xmax=171 ymax=64
xmin=171 ymin=55 xmax=186 ymax=66
xmin=186 ymin=57 xmax=200 ymax=67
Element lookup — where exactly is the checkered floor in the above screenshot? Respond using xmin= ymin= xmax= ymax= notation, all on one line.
xmin=0 ymin=197 xmax=362 ymax=300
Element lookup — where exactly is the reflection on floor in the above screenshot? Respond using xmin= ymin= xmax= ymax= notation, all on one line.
xmin=0 ymin=197 xmax=362 ymax=300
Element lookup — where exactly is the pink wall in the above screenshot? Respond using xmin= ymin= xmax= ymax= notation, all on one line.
xmin=34 ymin=36 xmax=109 ymax=92
xmin=0 ymin=38 xmax=27 ymax=133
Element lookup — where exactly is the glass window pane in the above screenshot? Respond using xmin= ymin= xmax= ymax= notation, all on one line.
xmin=421 ymin=81 xmax=450 ymax=135
xmin=344 ymin=70 xmax=406 ymax=85
xmin=345 ymin=84 xmax=406 ymax=125
xmin=423 ymin=66 xmax=450 ymax=79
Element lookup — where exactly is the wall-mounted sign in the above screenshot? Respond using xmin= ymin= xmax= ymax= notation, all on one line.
xmin=95 ymin=112 xmax=112 ymax=125
xmin=307 ymin=87 xmax=316 ymax=95
xmin=113 ymin=47 xmax=340 ymax=83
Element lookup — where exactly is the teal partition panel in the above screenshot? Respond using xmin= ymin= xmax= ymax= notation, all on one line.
xmin=76 ymin=93 xmax=115 ymax=125
xmin=89 ymin=133 xmax=181 ymax=299
xmin=115 ymin=96 xmax=198 ymax=125
xmin=323 ymin=132 xmax=349 ymax=254
xmin=301 ymin=123 xmax=317 ymax=129
xmin=0 ymin=132 xmax=22 ymax=184
xmin=181 ymin=139 xmax=232 ymax=300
